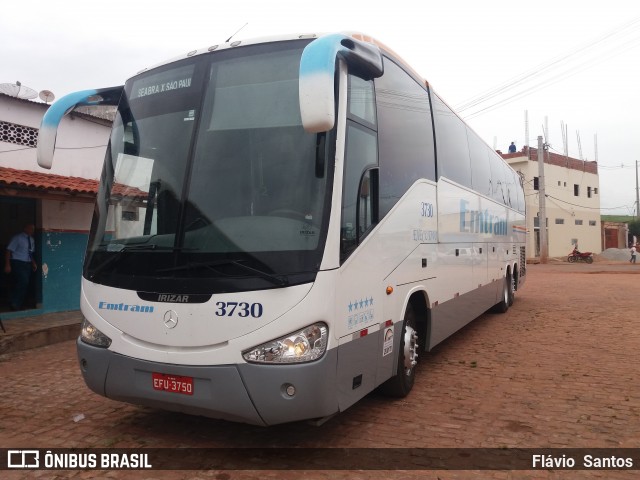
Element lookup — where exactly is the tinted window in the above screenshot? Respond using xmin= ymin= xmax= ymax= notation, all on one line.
xmin=358 ymin=170 xmax=376 ymax=237
xmin=508 ymin=168 xmax=523 ymax=210
xmin=432 ymin=93 xmax=472 ymax=188
xmin=85 ymin=41 xmax=333 ymax=294
xmin=467 ymin=130 xmax=492 ymax=197
xmin=516 ymin=173 xmax=525 ymax=214
xmin=375 ymin=58 xmax=435 ymax=217
xmin=348 ymin=76 xmax=376 ymax=126
xmin=489 ymin=153 xmax=507 ymax=204
xmin=341 ymin=122 xmax=378 ymax=259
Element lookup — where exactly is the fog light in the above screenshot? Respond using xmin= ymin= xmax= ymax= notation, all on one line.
xmin=80 ymin=318 xmax=112 ymax=348
xmin=285 ymin=385 xmax=296 ymax=397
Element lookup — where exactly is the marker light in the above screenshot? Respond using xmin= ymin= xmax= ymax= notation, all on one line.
xmin=80 ymin=318 xmax=112 ymax=348
xmin=243 ymin=323 xmax=328 ymax=364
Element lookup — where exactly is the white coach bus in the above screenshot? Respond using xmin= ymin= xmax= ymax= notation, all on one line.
xmin=38 ymin=32 xmax=526 ymax=426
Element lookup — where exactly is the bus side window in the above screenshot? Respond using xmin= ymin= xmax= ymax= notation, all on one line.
xmin=358 ymin=169 xmax=378 ymax=239
xmin=375 ymin=57 xmax=435 ymax=218
xmin=432 ymin=93 xmax=472 ymax=188
xmin=341 ymin=123 xmax=378 ymax=261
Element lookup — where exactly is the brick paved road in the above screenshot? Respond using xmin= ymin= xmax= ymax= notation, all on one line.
xmin=1 ymin=263 xmax=639 ymax=479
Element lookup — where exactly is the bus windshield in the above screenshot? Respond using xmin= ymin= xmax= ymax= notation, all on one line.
xmin=84 ymin=40 xmax=333 ymax=293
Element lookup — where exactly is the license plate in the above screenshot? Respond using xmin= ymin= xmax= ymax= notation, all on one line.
xmin=152 ymin=372 xmax=194 ymax=395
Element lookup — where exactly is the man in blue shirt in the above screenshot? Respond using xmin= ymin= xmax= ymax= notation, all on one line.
xmin=508 ymin=142 xmax=517 ymax=153
xmin=4 ymin=223 xmax=38 ymax=310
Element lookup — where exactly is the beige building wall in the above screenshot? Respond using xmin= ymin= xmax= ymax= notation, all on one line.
xmin=505 ymin=148 xmax=601 ymax=258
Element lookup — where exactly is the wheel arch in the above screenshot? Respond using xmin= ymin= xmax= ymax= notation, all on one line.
xmin=401 ymin=288 xmax=431 ymax=353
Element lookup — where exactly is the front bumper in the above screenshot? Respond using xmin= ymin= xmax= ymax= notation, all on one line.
xmin=77 ymin=339 xmax=339 ymax=426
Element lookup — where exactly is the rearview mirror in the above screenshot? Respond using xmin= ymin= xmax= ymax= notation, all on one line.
xmin=299 ymin=34 xmax=383 ymax=133
xmin=37 ymin=86 xmax=123 ymax=169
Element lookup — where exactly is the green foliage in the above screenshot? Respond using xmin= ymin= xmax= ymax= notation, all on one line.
xmin=601 ymin=215 xmax=636 ymax=223
xmin=629 ymin=220 xmax=640 ymax=238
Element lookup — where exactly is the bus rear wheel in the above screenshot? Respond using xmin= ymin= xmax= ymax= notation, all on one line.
xmin=493 ymin=272 xmax=513 ymax=313
xmin=380 ymin=303 xmax=419 ymax=398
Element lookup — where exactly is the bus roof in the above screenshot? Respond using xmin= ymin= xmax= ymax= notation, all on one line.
xmin=132 ymin=31 xmax=429 ymax=89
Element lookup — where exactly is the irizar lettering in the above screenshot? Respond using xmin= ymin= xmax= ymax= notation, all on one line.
xmin=98 ymin=301 xmax=154 ymax=313
xmin=157 ymin=294 xmax=190 ymax=303
xmin=459 ymin=199 xmax=507 ymax=236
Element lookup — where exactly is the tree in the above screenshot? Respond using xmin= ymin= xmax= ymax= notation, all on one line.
xmin=629 ymin=220 xmax=640 ymax=242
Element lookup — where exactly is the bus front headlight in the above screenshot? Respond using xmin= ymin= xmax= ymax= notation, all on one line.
xmin=242 ymin=323 xmax=328 ymax=364
xmin=80 ymin=318 xmax=112 ymax=348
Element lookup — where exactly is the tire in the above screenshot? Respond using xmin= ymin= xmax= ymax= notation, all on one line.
xmin=492 ymin=272 xmax=512 ymax=313
xmin=380 ymin=303 xmax=419 ymax=398
xmin=568 ymin=255 xmax=576 ymax=263
xmin=508 ymin=271 xmax=516 ymax=306
xmin=586 ymin=256 xmax=593 ymax=264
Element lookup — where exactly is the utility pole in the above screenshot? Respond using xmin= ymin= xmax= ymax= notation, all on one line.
xmin=537 ymin=136 xmax=548 ymax=263
xmin=525 ymin=110 xmax=529 ymax=158
xmin=636 ymin=160 xmax=639 ymax=219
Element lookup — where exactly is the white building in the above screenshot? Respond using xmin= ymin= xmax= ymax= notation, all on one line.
xmin=503 ymin=146 xmax=601 ymax=259
xmin=0 ymin=93 xmax=111 ymax=316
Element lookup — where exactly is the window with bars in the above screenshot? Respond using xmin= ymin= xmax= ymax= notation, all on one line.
xmin=0 ymin=121 xmax=38 ymax=147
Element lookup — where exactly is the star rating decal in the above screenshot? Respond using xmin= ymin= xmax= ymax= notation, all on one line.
xmin=348 ymin=297 xmax=374 ymax=312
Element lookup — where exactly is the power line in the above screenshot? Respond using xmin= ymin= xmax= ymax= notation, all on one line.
xmin=545 ymin=193 xmax=633 ymax=211
xmin=458 ymin=17 xmax=639 ymax=109
xmin=0 ymin=144 xmax=106 ymax=155
xmin=456 ymin=15 xmax=640 ymax=112
xmin=544 ymin=145 xmax=635 ymax=169
xmin=456 ymin=16 xmax=640 ymax=119
xmin=597 ymin=164 xmax=635 ymax=170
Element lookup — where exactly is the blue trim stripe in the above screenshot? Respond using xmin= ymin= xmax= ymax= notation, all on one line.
xmin=299 ymin=34 xmax=353 ymax=79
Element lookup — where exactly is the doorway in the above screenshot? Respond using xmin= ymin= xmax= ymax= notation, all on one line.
xmin=0 ymin=196 xmax=40 ymax=313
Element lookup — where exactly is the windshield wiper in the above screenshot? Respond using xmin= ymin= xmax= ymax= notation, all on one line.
xmin=89 ymin=244 xmax=186 ymax=279
xmin=156 ymin=259 xmax=288 ymax=287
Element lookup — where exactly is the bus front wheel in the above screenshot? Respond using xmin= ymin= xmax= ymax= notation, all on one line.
xmin=380 ymin=303 xmax=419 ymax=398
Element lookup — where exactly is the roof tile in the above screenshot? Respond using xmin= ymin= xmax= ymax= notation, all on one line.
xmin=0 ymin=167 xmax=98 ymax=195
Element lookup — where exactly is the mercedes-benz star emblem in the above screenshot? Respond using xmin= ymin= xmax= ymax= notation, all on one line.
xmin=164 ymin=310 xmax=178 ymax=329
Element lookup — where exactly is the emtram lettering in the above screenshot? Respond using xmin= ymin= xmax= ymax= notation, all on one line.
xmin=98 ymin=301 xmax=154 ymax=313
xmin=460 ymin=199 xmax=507 ymax=236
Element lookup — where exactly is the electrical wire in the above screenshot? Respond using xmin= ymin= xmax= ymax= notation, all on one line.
xmin=0 ymin=144 xmax=106 ymax=155
xmin=456 ymin=16 xmax=640 ymax=111
xmin=456 ymin=16 xmax=640 ymax=119
xmin=545 ymin=193 xmax=633 ymax=211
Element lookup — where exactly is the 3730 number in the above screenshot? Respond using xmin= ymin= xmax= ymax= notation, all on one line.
xmin=420 ymin=201 xmax=434 ymax=218
xmin=215 ymin=302 xmax=263 ymax=318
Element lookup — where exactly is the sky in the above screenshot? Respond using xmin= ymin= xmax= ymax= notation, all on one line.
xmin=2 ymin=0 xmax=639 ymax=214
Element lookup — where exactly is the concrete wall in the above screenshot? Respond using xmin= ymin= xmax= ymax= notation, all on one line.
xmin=508 ymin=153 xmax=601 ymax=258
xmin=40 ymin=199 xmax=94 ymax=311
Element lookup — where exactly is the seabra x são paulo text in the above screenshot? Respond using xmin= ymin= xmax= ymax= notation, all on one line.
xmin=533 ymin=454 xmax=633 ymax=469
